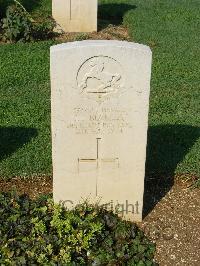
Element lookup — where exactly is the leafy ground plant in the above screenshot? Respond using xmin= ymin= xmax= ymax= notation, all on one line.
xmin=0 ymin=191 xmax=156 ymax=265
xmin=1 ymin=1 xmax=33 ymax=42
xmin=1 ymin=0 xmax=55 ymax=42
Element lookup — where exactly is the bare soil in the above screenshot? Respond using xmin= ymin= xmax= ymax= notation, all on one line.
xmin=0 ymin=176 xmax=52 ymax=199
xmin=0 ymin=24 xmax=131 ymax=44
xmin=56 ymin=24 xmax=131 ymax=43
xmin=140 ymin=181 xmax=200 ymax=266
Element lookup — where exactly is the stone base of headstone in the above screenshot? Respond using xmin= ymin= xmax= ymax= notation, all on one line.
xmin=52 ymin=0 xmax=97 ymax=33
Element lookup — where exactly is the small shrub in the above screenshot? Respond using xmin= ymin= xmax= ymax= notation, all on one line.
xmin=1 ymin=2 xmax=33 ymax=42
xmin=1 ymin=1 xmax=55 ymax=42
xmin=0 ymin=191 xmax=157 ymax=265
xmin=32 ymin=18 xmax=56 ymax=40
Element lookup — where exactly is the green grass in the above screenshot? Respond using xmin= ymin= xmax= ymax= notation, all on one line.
xmin=0 ymin=0 xmax=199 ymax=179
xmin=0 ymin=41 xmax=53 ymax=177
xmin=123 ymin=0 xmax=200 ymax=177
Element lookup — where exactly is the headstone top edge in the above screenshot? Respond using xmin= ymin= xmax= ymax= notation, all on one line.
xmin=50 ymin=40 xmax=151 ymax=54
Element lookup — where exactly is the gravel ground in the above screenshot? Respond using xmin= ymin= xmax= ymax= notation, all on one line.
xmin=140 ymin=182 xmax=200 ymax=266
xmin=56 ymin=24 xmax=131 ymax=42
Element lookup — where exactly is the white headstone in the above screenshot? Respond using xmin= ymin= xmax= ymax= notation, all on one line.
xmin=51 ymin=41 xmax=152 ymax=221
xmin=52 ymin=0 xmax=97 ymax=32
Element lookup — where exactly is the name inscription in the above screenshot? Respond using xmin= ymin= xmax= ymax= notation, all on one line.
xmin=67 ymin=107 xmax=132 ymax=134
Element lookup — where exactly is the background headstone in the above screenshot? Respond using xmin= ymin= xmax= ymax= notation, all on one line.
xmin=51 ymin=41 xmax=152 ymax=221
xmin=52 ymin=0 xmax=97 ymax=32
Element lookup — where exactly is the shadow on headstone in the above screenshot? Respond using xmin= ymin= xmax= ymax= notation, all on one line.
xmin=143 ymin=124 xmax=200 ymax=218
xmin=98 ymin=3 xmax=137 ymax=30
xmin=0 ymin=127 xmax=38 ymax=162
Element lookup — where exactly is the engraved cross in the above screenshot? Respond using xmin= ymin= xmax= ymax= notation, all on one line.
xmin=78 ymin=138 xmax=119 ymax=196
xmin=70 ymin=0 xmax=72 ymax=20
xmin=69 ymin=0 xmax=80 ymax=21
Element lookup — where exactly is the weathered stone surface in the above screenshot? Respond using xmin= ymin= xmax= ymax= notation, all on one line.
xmin=51 ymin=41 xmax=152 ymax=221
xmin=52 ymin=0 xmax=97 ymax=32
